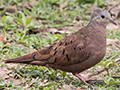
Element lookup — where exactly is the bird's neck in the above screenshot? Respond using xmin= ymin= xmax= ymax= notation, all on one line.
xmin=86 ymin=22 xmax=106 ymax=47
xmin=89 ymin=19 xmax=107 ymax=27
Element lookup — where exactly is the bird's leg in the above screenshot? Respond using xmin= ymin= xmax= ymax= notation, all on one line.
xmin=75 ymin=73 xmax=93 ymax=84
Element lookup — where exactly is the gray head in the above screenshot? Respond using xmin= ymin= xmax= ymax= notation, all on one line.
xmin=89 ymin=8 xmax=117 ymax=27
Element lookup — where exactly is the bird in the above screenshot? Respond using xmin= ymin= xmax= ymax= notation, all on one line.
xmin=5 ymin=8 xmax=117 ymax=84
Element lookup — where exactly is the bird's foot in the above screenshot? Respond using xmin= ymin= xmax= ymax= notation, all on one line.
xmin=75 ymin=73 xmax=93 ymax=84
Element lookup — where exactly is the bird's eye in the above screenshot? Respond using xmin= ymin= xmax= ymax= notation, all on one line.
xmin=101 ymin=15 xmax=105 ymax=19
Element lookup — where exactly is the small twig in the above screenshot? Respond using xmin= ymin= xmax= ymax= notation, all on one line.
xmin=87 ymin=80 xmax=105 ymax=85
xmin=112 ymin=76 xmax=120 ymax=79
xmin=88 ymin=69 xmax=105 ymax=78
xmin=115 ymin=58 xmax=120 ymax=63
xmin=2 ymin=50 xmax=10 ymax=60
xmin=116 ymin=44 xmax=120 ymax=49
xmin=109 ymin=52 xmax=120 ymax=60
xmin=59 ymin=0 xmax=69 ymax=12
xmin=88 ymin=58 xmax=120 ymax=78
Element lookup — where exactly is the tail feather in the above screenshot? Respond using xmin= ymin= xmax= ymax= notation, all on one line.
xmin=5 ymin=52 xmax=36 ymax=63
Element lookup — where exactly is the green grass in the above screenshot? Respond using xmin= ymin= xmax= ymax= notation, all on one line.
xmin=0 ymin=0 xmax=120 ymax=89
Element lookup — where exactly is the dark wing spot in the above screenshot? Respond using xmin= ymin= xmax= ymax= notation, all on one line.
xmin=49 ymin=46 xmax=52 ymax=49
xmin=33 ymin=54 xmax=37 ymax=60
xmin=65 ymin=42 xmax=67 ymax=45
xmin=59 ymin=42 xmax=62 ymax=46
xmin=66 ymin=54 xmax=69 ymax=61
xmin=81 ymin=47 xmax=83 ymax=49
xmin=70 ymin=40 xmax=72 ymax=43
xmin=79 ymin=48 xmax=81 ymax=50
xmin=54 ymin=58 xmax=57 ymax=63
xmin=74 ymin=47 xmax=76 ymax=50
xmin=54 ymin=51 xmax=57 ymax=55
xmin=54 ymin=47 xmax=57 ymax=50
xmin=62 ymin=49 xmax=65 ymax=54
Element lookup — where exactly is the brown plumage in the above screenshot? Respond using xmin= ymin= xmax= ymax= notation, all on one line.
xmin=5 ymin=8 xmax=117 ymax=84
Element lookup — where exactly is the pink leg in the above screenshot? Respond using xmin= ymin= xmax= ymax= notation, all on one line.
xmin=75 ymin=73 xmax=93 ymax=84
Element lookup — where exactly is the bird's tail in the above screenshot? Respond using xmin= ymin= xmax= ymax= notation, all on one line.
xmin=5 ymin=52 xmax=36 ymax=64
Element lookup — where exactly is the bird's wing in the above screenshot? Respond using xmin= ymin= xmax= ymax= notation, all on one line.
xmin=33 ymin=30 xmax=91 ymax=66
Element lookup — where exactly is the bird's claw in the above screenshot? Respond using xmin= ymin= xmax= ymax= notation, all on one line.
xmin=75 ymin=74 xmax=93 ymax=84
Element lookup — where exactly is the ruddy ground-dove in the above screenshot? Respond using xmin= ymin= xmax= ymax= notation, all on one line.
xmin=5 ymin=8 xmax=117 ymax=84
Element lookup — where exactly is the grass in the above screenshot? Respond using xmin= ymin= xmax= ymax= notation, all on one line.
xmin=0 ymin=0 xmax=120 ymax=89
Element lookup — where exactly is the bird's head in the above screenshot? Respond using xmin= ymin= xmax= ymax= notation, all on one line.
xmin=90 ymin=8 xmax=117 ymax=27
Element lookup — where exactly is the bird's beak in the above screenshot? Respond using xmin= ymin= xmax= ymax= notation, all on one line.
xmin=110 ymin=18 xmax=117 ymax=25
